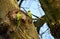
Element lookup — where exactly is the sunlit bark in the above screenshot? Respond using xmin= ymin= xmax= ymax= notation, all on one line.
xmin=0 ymin=0 xmax=39 ymax=39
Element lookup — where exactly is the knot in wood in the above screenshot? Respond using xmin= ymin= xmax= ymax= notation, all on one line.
xmin=7 ymin=9 xmax=20 ymax=21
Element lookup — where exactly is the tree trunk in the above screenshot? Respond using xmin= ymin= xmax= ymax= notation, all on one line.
xmin=40 ymin=0 xmax=60 ymax=38
xmin=0 ymin=0 xmax=39 ymax=39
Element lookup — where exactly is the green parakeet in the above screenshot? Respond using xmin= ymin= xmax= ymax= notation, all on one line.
xmin=27 ymin=11 xmax=32 ymax=18
xmin=16 ymin=13 xmax=22 ymax=20
xmin=16 ymin=12 xmax=22 ymax=32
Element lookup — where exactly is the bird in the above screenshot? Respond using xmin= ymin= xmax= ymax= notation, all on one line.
xmin=27 ymin=10 xmax=32 ymax=18
xmin=15 ymin=12 xmax=22 ymax=32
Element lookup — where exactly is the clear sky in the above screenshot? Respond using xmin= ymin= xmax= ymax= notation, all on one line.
xmin=18 ymin=0 xmax=54 ymax=39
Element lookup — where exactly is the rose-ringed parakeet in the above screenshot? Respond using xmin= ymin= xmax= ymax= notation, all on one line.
xmin=27 ymin=10 xmax=33 ymax=23
xmin=27 ymin=10 xmax=32 ymax=18
xmin=16 ymin=12 xmax=22 ymax=32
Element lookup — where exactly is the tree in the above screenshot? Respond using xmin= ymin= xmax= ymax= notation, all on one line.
xmin=37 ymin=0 xmax=60 ymax=39
xmin=0 ymin=0 xmax=39 ymax=39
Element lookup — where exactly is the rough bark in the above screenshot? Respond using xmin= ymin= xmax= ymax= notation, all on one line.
xmin=34 ymin=15 xmax=45 ymax=34
xmin=0 ymin=0 xmax=39 ymax=39
xmin=40 ymin=0 xmax=60 ymax=38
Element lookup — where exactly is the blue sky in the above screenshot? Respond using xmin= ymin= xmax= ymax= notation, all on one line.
xmin=18 ymin=0 xmax=54 ymax=39
xmin=20 ymin=0 xmax=45 ymax=18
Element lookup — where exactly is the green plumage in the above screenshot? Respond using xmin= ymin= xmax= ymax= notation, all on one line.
xmin=16 ymin=13 xmax=22 ymax=20
xmin=16 ymin=12 xmax=22 ymax=32
xmin=28 ymin=11 xmax=32 ymax=18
